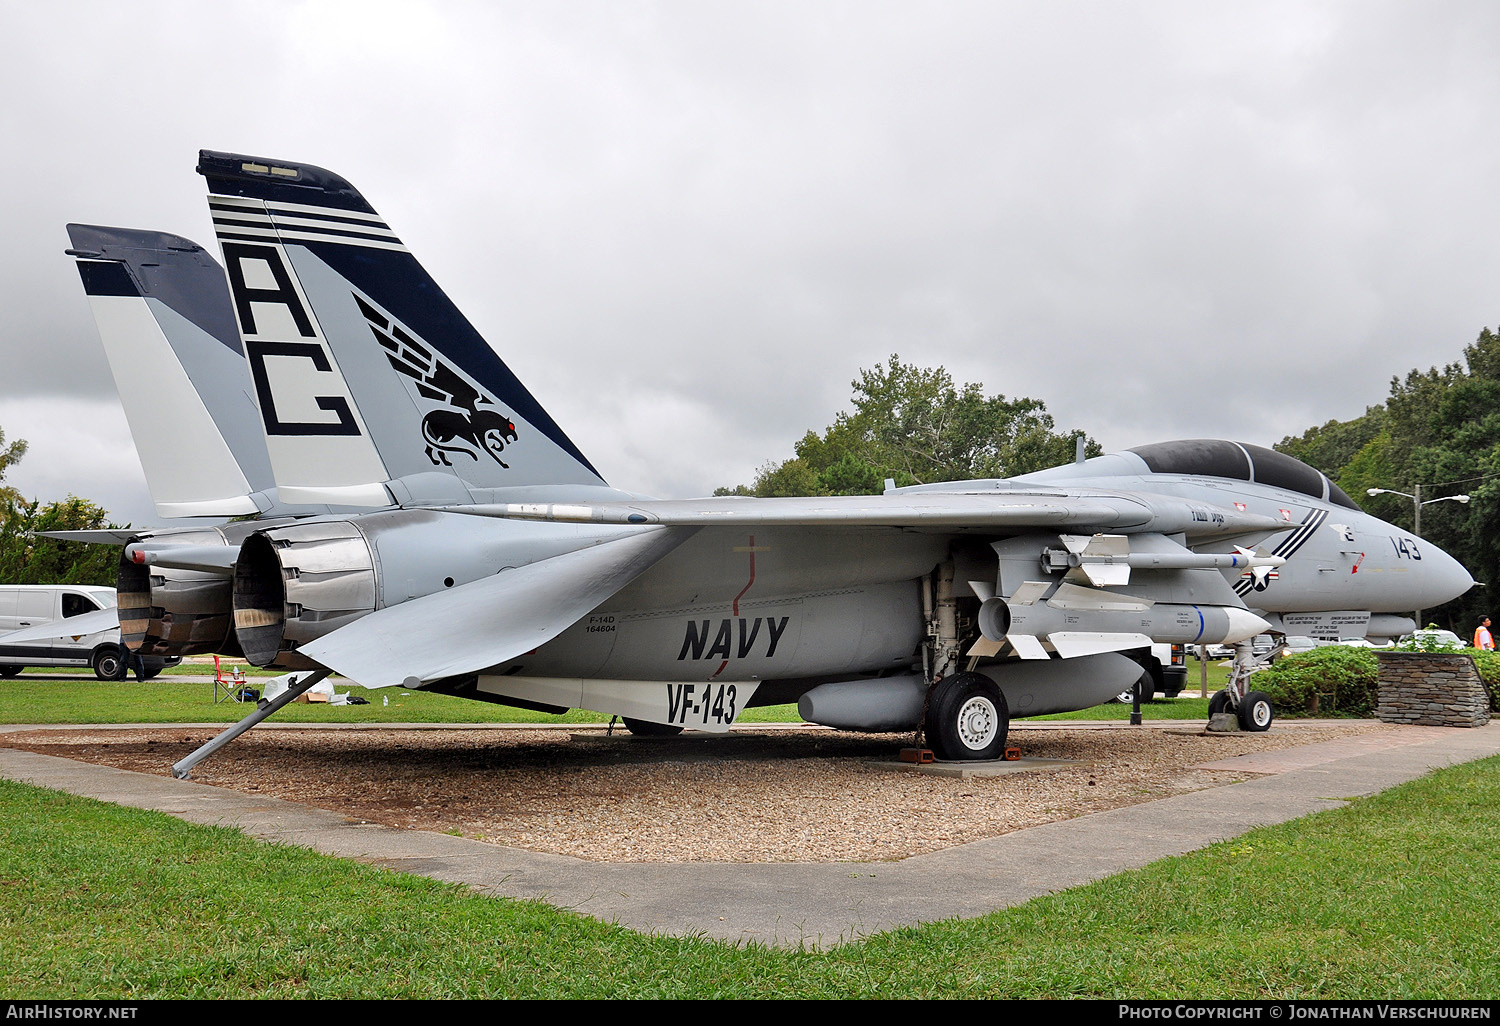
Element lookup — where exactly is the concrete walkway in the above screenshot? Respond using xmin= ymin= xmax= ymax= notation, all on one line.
xmin=2 ymin=721 xmax=1497 ymax=949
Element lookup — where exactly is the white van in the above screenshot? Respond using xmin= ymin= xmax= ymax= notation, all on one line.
xmin=0 ymin=585 xmax=179 ymax=680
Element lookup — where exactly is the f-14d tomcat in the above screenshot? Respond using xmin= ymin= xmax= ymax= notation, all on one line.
xmin=39 ymin=150 xmax=1475 ymax=766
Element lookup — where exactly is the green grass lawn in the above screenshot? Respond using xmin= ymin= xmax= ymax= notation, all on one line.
xmin=1 ymin=755 xmax=1497 ymax=998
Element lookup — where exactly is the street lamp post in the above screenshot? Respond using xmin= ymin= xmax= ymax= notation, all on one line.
xmin=1366 ymin=485 xmax=1471 ymax=626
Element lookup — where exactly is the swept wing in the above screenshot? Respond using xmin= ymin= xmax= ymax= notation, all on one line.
xmin=300 ymin=527 xmax=692 ymax=688
xmin=446 ymin=490 xmax=1288 ymax=536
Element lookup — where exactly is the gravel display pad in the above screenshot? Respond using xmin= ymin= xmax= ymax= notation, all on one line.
xmin=2 ymin=721 xmax=1383 ymax=863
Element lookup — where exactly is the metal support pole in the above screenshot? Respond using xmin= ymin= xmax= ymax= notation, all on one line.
xmin=1413 ymin=483 xmax=1422 ymax=628
xmin=172 ymin=669 xmax=331 ymax=779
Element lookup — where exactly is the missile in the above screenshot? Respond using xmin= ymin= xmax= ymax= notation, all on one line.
xmin=976 ymin=587 xmax=1271 ymax=660
xmin=1046 ymin=537 xmax=1285 ymax=588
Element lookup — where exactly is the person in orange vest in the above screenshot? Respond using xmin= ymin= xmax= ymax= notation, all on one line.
xmin=1474 ymin=616 xmax=1494 ymax=650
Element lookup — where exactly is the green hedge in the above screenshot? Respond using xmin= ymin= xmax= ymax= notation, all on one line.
xmin=1467 ymin=650 xmax=1500 ymax=710
xmin=1253 ymin=646 xmax=1500 ymax=718
xmin=1251 ymin=646 xmax=1379 ymax=717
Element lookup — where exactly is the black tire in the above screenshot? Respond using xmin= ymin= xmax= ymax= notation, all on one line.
xmin=1237 ymin=690 xmax=1274 ymax=732
xmin=1162 ymin=688 xmax=1182 ymax=699
xmin=139 ymin=667 xmax=162 ymax=680
xmin=1208 ymin=690 xmax=1232 ymax=717
xmin=622 ymin=717 xmax=684 ymax=737
xmin=925 ymin=672 xmax=1009 ymax=761
xmin=0 ymin=665 xmax=22 ymax=678
xmin=92 ymin=646 xmax=123 ymax=681
xmin=1116 ymin=672 xmax=1153 ymax=704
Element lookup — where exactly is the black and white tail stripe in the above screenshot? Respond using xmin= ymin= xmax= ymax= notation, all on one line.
xmin=1234 ymin=507 xmax=1329 ymax=596
xmin=208 ymin=197 xmax=407 ymax=252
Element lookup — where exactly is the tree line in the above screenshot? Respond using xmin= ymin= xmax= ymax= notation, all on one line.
xmin=716 ymin=354 xmax=1100 ymax=495
xmin=0 ymin=427 xmax=119 ymax=585
xmin=1276 ymin=327 xmax=1500 ymax=632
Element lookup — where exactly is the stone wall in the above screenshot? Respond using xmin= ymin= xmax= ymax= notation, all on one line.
xmin=1375 ymin=652 xmax=1491 ymax=727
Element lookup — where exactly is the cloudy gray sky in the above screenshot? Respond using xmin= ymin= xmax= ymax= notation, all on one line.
xmin=2 ymin=1 xmax=1498 ymax=524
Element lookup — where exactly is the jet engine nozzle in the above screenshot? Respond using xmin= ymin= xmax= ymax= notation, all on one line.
xmin=233 ymin=522 xmax=377 ymax=669
xmin=117 ymin=528 xmax=239 ymax=656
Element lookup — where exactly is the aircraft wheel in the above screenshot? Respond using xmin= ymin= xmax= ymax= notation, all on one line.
xmin=926 ymin=672 xmax=1009 ymax=761
xmin=0 ymin=665 xmax=21 ymax=678
xmin=1207 ymin=690 xmax=1232 ymax=717
xmin=139 ymin=667 xmax=162 ymax=681
xmin=622 ymin=717 xmax=684 ymax=737
xmin=1117 ymin=672 xmax=1153 ymax=704
xmin=1237 ymin=691 xmax=1274 ymax=732
xmin=92 ymin=646 xmax=124 ymax=681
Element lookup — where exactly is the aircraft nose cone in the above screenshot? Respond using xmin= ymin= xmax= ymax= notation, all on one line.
xmin=1417 ymin=543 xmax=1476 ymax=609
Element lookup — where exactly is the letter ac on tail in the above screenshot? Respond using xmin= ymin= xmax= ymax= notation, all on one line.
xmin=197 ymin=150 xmax=605 ymax=507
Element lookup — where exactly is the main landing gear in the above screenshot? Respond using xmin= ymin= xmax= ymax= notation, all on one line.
xmin=917 ymin=561 xmax=1013 ymax=761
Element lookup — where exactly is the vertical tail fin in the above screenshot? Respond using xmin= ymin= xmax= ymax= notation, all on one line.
xmin=196 ymin=150 xmax=606 ymax=507
xmin=66 ymin=224 xmax=275 ymax=517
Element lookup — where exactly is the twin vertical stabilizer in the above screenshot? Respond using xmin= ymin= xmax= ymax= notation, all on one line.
xmin=67 ymin=224 xmax=269 ymax=517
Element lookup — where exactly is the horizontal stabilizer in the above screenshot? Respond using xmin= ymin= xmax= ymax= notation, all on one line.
xmin=38 ymin=529 xmax=137 ymax=546
xmin=301 ymin=527 xmax=693 ymax=688
xmin=2 ymin=607 xmax=120 ymax=646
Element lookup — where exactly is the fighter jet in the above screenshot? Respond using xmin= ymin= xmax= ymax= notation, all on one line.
xmin=38 ymin=151 xmax=1476 ymax=768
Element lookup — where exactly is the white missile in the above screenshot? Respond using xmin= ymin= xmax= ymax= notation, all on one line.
xmin=1047 ymin=537 xmax=1285 ymax=588
xmin=977 ymin=588 xmax=1272 ymax=660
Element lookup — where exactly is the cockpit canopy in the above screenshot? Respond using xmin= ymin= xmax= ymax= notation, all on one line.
xmin=1127 ymin=439 xmax=1358 ymax=510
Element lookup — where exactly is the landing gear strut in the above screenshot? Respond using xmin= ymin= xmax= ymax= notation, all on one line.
xmin=1208 ymin=639 xmax=1274 ymax=732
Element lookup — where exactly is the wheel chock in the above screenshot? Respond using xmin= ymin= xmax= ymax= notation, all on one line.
xmin=899 ymin=747 xmax=935 ymax=764
xmin=1003 ymin=746 xmax=1021 ymax=761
